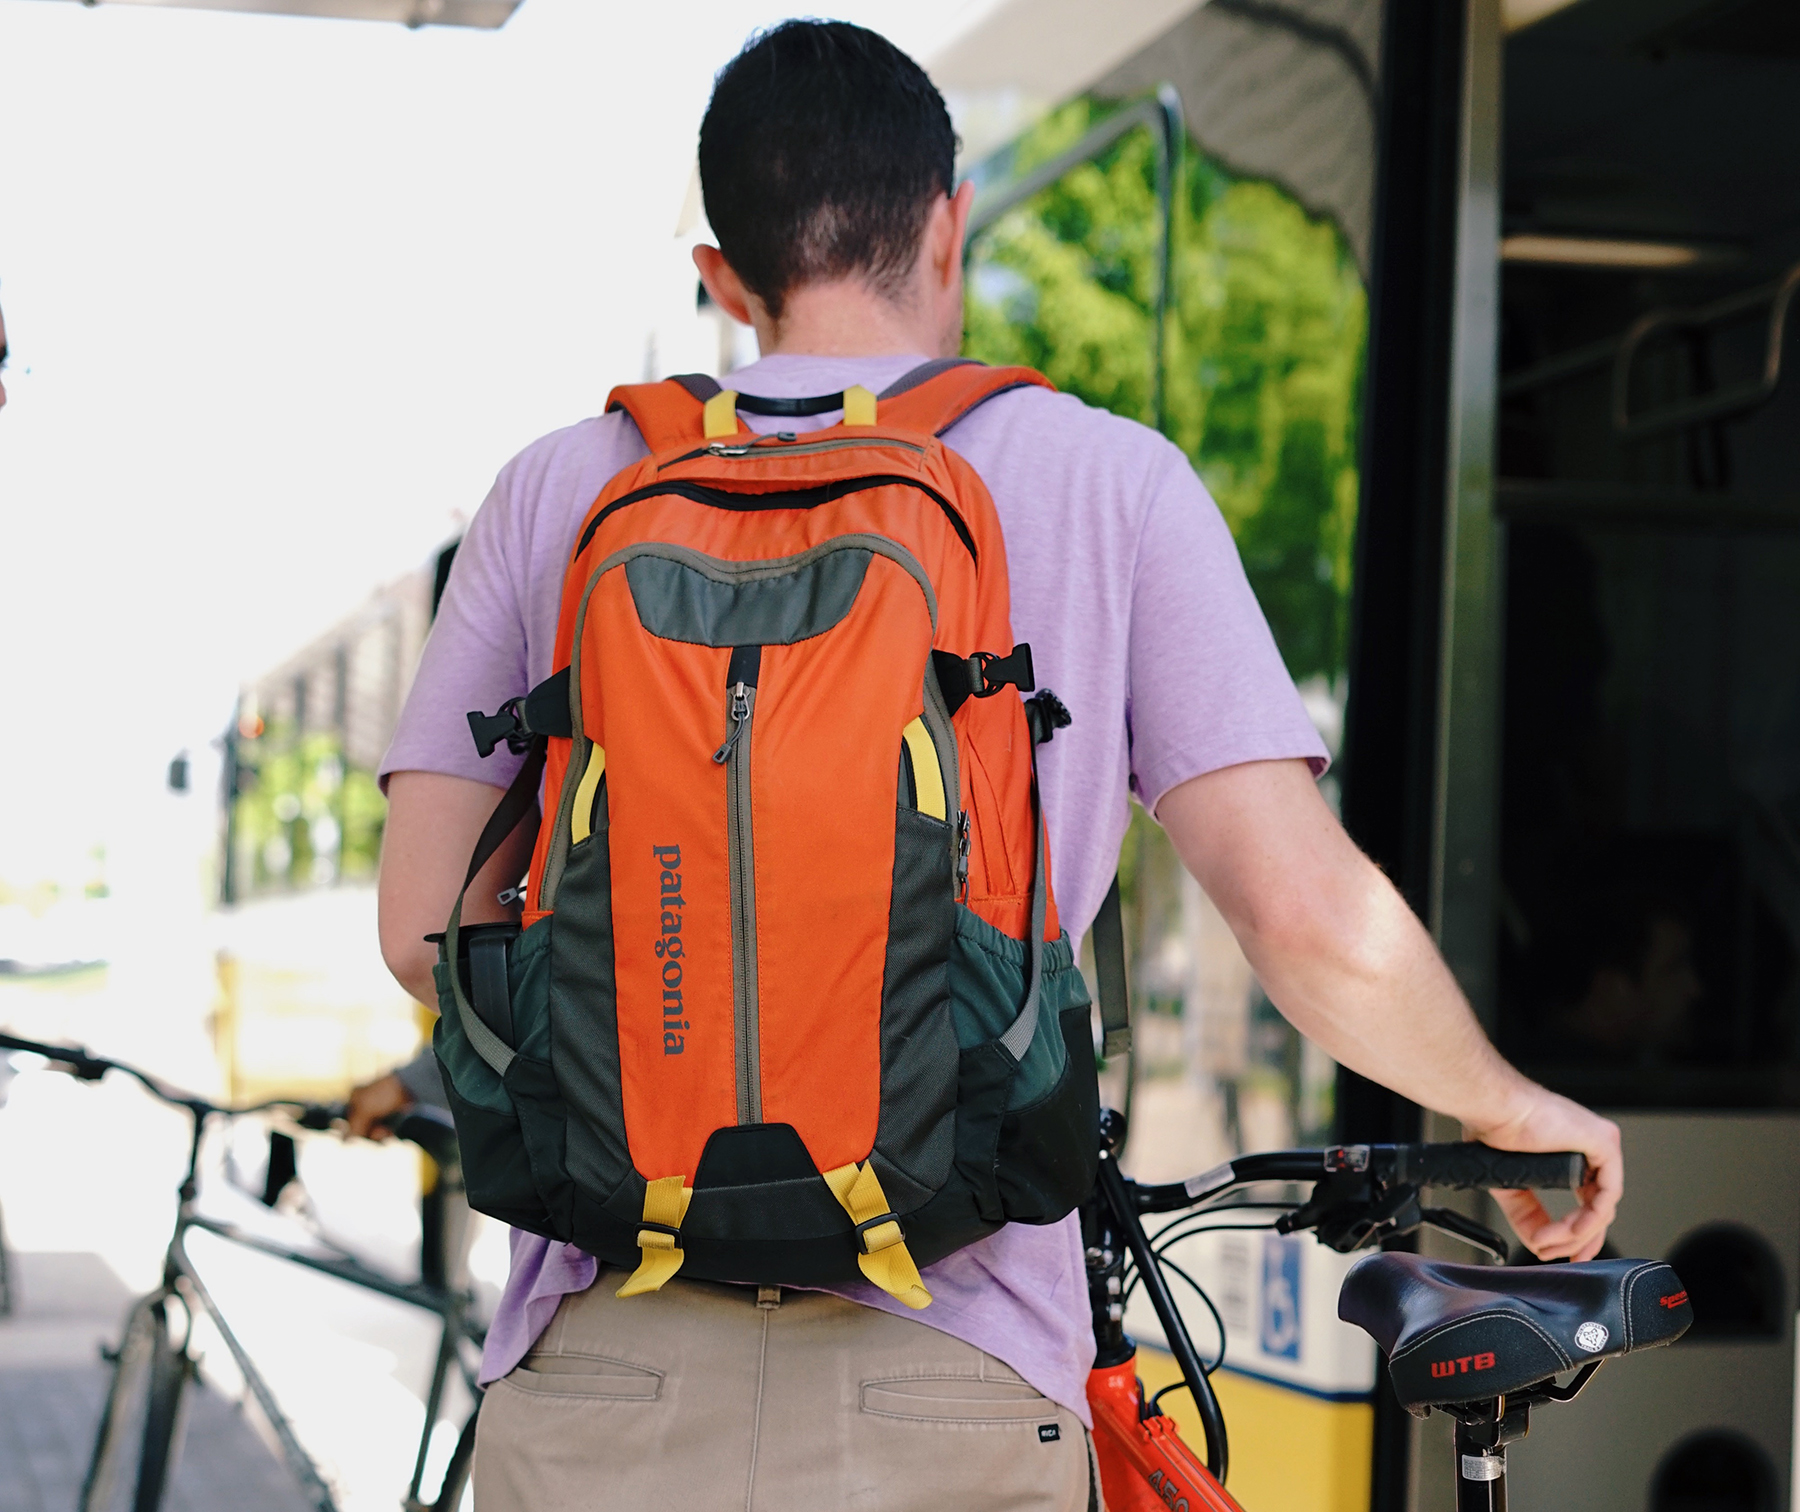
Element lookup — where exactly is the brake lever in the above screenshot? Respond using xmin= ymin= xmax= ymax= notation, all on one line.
xmin=1279 ymin=1175 xmax=1424 ymax=1252
xmin=1418 ymin=1206 xmax=1510 ymax=1264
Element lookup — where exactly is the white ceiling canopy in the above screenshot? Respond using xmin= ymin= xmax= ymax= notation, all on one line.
xmin=934 ymin=0 xmax=1383 ymax=275
xmin=28 ymin=0 xmax=519 ymax=26
xmin=1099 ymin=0 xmax=1383 ymax=275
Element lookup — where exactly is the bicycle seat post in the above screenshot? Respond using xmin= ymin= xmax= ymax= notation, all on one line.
xmin=1451 ymin=1398 xmax=1529 ymax=1512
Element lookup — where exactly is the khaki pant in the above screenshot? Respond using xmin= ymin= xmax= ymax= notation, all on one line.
xmin=474 ymin=1273 xmax=1098 ymax=1511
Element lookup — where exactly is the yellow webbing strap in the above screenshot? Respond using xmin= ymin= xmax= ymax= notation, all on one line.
xmin=823 ymin=1161 xmax=932 ymax=1310
xmin=703 ymin=390 xmax=741 ymax=439
xmin=569 ymin=744 xmax=606 ymax=844
xmin=616 ymin=1175 xmax=693 ymax=1297
xmin=842 ymin=384 xmax=877 ymax=426
xmin=900 ymin=718 xmax=946 ymax=821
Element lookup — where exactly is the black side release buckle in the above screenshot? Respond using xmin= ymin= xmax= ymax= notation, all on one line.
xmin=968 ymin=644 xmax=1035 ymax=698
xmin=467 ymin=668 xmax=575 ymax=759
xmin=932 ymin=644 xmax=1036 ymax=717
xmin=468 ymin=698 xmax=533 ymax=760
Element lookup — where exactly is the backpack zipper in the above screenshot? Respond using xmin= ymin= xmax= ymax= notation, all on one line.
xmin=712 ymin=644 xmax=763 ymax=1124
xmin=575 ymin=476 xmax=978 ymax=565
xmin=661 ymin=435 xmax=929 ymax=467
xmin=921 ymin=653 xmax=965 ymax=895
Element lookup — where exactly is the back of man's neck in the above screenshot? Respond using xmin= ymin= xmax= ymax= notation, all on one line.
xmin=754 ymin=280 xmax=945 ymax=360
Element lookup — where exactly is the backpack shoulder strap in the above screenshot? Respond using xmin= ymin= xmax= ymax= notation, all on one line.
xmin=605 ymin=373 xmax=746 ymax=452
xmin=606 ymin=362 xmax=1050 ymax=448
xmin=875 ymin=359 xmax=1054 ymax=435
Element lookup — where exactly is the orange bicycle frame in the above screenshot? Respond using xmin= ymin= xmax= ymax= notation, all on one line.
xmin=1087 ymin=1356 xmax=1245 ymax=1512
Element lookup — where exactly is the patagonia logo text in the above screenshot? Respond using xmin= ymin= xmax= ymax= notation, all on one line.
xmin=1430 ymin=1352 xmax=1496 ymax=1379
xmin=654 ymin=844 xmax=686 ymax=1055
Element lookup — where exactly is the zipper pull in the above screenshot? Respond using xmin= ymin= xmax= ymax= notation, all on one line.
xmin=955 ymin=812 xmax=972 ymax=898
xmin=713 ymin=682 xmax=751 ymax=764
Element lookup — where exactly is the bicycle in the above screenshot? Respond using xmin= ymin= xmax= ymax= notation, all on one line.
xmin=0 ymin=1030 xmax=483 ymax=1512
xmin=0 ymin=1049 xmax=14 ymax=1317
xmin=1082 ymin=1105 xmax=1694 ymax=1510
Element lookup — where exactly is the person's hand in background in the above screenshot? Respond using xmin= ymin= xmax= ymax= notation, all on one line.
xmin=346 ymin=1072 xmax=413 ymax=1139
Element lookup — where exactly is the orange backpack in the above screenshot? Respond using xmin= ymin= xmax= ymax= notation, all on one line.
xmin=433 ymin=359 xmax=1099 ymax=1307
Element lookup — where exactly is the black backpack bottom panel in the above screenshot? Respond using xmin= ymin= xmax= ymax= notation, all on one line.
xmin=438 ymin=1003 xmax=1100 ymax=1290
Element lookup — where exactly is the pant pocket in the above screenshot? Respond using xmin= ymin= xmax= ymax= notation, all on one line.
xmin=505 ymin=1354 xmax=663 ymax=1401
xmin=859 ymin=1375 xmax=1060 ymax=1425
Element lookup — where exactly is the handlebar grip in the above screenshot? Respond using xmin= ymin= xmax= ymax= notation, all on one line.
xmin=295 ymin=1103 xmax=344 ymax=1131
xmin=1404 ymin=1143 xmax=1586 ymax=1191
xmin=390 ymin=1107 xmax=459 ymax=1164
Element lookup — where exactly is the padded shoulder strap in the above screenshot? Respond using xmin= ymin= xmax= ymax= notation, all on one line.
xmin=605 ymin=374 xmax=740 ymax=452
xmin=875 ymin=359 xmax=1054 ymax=436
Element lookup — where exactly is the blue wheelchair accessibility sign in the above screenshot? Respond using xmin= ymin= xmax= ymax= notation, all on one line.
xmin=1260 ymin=1232 xmax=1304 ymax=1361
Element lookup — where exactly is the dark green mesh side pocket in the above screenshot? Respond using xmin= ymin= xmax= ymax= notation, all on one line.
xmin=943 ymin=903 xmax=1094 ymax=1224
xmin=433 ymin=918 xmax=568 ymax=1236
xmin=994 ymin=1005 xmax=1100 ymax=1223
xmin=948 ymin=907 xmax=1087 ymax=1109
xmin=947 ymin=908 xmax=1097 ymax=1224
xmin=438 ymin=1070 xmax=554 ymax=1235
xmin=505 ymin=1050 xmax=574 ymax=1241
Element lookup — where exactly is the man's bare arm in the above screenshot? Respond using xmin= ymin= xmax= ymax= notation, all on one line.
xmin=1156 ymin=758 xmax=1622 ymax=1262
xmin=377 ymin=770 xmax=538 ymax=1009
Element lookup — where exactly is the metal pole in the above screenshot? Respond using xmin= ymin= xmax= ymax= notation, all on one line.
xmin=965 ymin=86 xmax=1185 ymax=437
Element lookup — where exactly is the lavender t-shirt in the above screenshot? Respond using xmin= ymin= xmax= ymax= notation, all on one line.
xmin=381 ymin=353 xmax=1326 ymax=1424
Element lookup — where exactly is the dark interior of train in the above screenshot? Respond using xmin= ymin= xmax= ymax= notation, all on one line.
xmin=1494 ymin=0 xmax=1800 ymax=1108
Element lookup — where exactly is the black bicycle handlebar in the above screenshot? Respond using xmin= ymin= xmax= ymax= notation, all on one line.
xmin=1396 ymin=1142 xmax=1586 ymax=1192
xmin=1135 ymin=1141 xmax=1588 ymax=1213
xmin=388 ymin=1106 xmax=460 ymax=1166
xmin=0 ymin=1031 xmax=457 ymax=1158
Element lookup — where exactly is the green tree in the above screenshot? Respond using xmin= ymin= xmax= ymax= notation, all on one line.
xmin=965 ymin=99 xmax=1366 ymax=684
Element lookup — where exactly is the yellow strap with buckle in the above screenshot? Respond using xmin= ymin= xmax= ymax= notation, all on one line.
xmin=616 ymin=1175 xmax=693 ymax=1297
xmin=823 ymin=1160 xmax=932 ymax=1310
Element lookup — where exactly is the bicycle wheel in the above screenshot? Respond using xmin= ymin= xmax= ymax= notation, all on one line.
xmin=132 ymin=1308 xmax=193 ymax=1512
xmin=429 ymin=1402 xmax=479 ymax=1512
xmin=0 ymin=1198 xmax=13 ymax=1317
xmin=80 ymin=1294 xmax=192 ymax=1512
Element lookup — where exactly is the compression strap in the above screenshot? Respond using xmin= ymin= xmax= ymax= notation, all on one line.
xmin=822 ymin=1161 xmax=931 ymax=1310
xmin=616 ymin=1176 xmax=693 ymax=1298
xmin=1091 ymin=874 xmax=1133 ymax=1059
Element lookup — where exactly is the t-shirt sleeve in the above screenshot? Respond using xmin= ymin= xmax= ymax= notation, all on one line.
xmin=1126 ymin=446 xmax=1330 ymax=813
xmin=380 ymin=465 xmax=533 ymax=793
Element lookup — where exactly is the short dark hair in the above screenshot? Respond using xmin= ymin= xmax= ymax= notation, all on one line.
xmin=698 ymin=20 xmax=956 ymax=319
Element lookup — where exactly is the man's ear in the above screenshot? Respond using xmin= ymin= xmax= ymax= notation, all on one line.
xmin=923 ymin=181 xmax=977 ymax=358
xmin=693 ymin=244 xmax=756 ymax=328
xmin=926 ymin=181 xmax=977 ymax=294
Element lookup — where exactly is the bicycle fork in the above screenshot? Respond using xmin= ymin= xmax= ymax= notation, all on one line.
xmin=1084 ymin=1129 xmax=1241 ymax=1512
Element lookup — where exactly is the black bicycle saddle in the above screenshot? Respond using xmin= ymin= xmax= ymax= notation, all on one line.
xmin=1338 ymin=1252 xmax=1692 ymax=1411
